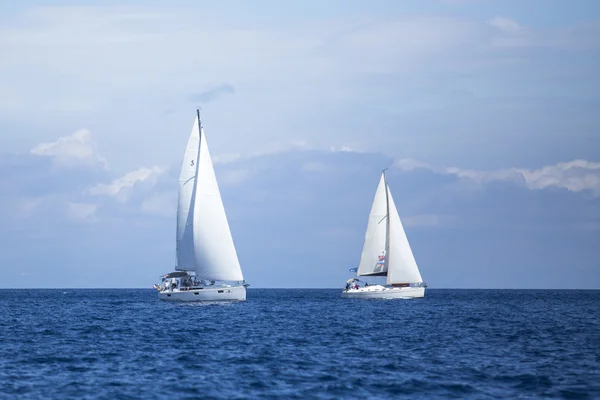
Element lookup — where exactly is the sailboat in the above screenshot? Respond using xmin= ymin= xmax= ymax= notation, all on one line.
xmin=157 ymin=110 xmax=247 ymax=302
xmin=342 ymin=170 xmax=426 ymax=299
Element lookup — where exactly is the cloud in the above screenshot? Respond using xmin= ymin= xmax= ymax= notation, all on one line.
xmin=2 ymin=5 xmax=598 ymax=172
xmin=516 ymin=160 xmax=600 ymax=195
xmin=30 ymin=129 xmax=107 ymax=168
xmin=328 ymin=146 xmax=362 ymax=153
xmin=213 ymin=143 xmax=367 ymax=188
xmin=487 ymin=16 xmax=527 ymax=36
xmin=2 ymin=145 xmax=600 ymax=289
xmin=394 ymin=157 xmax=600 ymax=196
xmin=190 ymin=83 xmax=235 ymax=104
xmin=214 ymin=141 xmax=359 ymax=167
xmin=87 ymin=166 xmax=166 ymax=201
xmin=445 ymin=160 xmax=600 ymax=196
xmin=395 ymin=158 xmax=433 ymax=172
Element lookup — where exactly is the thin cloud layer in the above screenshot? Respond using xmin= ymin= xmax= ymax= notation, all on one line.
xmin=30 ymin=129 xmax=107 ymax=168
xmin=1 ymin=144 xmax=599 ymax=288
xmin=395 ymin=158 xmax=600 ymax=196
xmin=487 ymin=16 xmax=527 ymax=35
xmin=1 ymin=3 xmax=598 ymax=170
xmin=88 ymin=166 xmax=166 ymax=201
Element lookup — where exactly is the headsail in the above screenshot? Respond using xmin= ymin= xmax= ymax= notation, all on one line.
xmin=191 ymin=123 xmax=244 ymax=281
xmin=386 ymin=188 xmax=423 ymax=284
xmin=357 ymin=174 xmax=389 ymax=277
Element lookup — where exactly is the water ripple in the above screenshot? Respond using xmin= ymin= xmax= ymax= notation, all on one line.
xmin=0 ymin=289 xmax=599 ymax=399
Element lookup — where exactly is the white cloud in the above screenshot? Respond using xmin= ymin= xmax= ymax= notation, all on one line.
xmin=394 ymin=158 xmax=600 ymax=196
xmin=213 ymin=140 xmax=313 ymax=166
xmin=487 ymin=16 xmax=527 ymax=36
xmin=328 ymin=146 xmax=362 ymax=153
xmin=30 ymin=129 xmax=107 ymax=168
xmin=486 ymin=16 xmax=536 ymax=48
xmin=516 ymin=160 xmax=600 ymax=195
xmin=215 ymin=142 xmax=366 ymax=186
xmin=88 ymin=166 xmax=165 ymax=201
xmin=395 ymin=158 xmax=433 ymax=172
xmin=2 ymin=5 xmax=598 ymax=174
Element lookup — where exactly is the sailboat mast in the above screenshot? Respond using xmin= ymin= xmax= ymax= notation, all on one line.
xmin=194 ymin=108 xmax=203 ymax=172
xmin=197 ymin=108 xmax=202 ymax=136
xmin=188 ymin=110 xmax=202 ymax=272
xmin=382 ymin=168 xmax=391 ymax=272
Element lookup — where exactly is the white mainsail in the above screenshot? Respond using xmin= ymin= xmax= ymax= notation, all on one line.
xmin=175 ymin=112 xmax=244 ymax=282
xmin=175 ymin=117 xmax=200 ymax=270
xmin=357 ymin=171 xmax=423 ymax=284
xmin=357 ymin=174 xmax=388 ymax=276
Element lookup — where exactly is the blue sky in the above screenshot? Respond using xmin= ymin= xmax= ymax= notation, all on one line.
xmin=0 ymin=0 xmax=599 ymax=288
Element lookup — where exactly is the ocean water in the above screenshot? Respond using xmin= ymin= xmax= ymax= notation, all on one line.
xmin=0 ymin=289 xmax=599 ymax=399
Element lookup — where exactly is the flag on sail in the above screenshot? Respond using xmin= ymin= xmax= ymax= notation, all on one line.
xmin=373 ymin=250 xmax=386 ymax=272
xmin=376 ymin=250 xmax=386 ymax=265
xmin=152 ymin=284 xmax=157 ymax=289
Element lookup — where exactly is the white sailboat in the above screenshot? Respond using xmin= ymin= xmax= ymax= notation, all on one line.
xmin=342 ymin=170 xmax=426 ymax=299
xmin=157 ymin=110 xmax=247 ymax=302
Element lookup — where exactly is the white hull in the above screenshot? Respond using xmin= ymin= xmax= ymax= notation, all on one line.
xmin=341 ymin=285 xmax=424 ymax=299
xmin=158 ymin=285 xmax=246 ymax=302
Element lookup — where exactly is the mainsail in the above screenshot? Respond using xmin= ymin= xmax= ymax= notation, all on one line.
xmin=175 ymin=116 xmax=200 ymax=270
xmin=356 ymin=171 xmax=423 ymax=284
xmin=175 ymin=111 xmax=244 ymax=282
xmin=357 ymin=174 xmax=388 ymax=277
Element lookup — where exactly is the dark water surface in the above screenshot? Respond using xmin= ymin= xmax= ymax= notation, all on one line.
xmin=0 ymin=289 xmax=599 ymax=399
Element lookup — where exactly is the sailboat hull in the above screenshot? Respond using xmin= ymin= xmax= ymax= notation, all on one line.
xmin=158 ymin=285 xmax=246 ymax=302
xmin=341 ymin=285 xmax=424 ymax=299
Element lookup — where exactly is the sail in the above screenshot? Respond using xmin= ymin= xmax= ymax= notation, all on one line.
xmin=357 ymin=174 xmax=389 ymax=276
xmin=175 ymin=116 xmax=200 ymax=270
xmin=386 ymin=189 xmax=423 ymax=284
xmin=191 ymin=126 xmax=244 ymax=282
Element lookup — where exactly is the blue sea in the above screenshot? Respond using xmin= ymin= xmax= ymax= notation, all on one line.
xmin=0 ymin=289 xmax=599 ymax=399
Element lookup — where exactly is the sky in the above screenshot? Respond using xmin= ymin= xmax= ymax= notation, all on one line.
xmin=0 ymin=0 xmax=599 ymax=289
